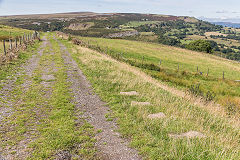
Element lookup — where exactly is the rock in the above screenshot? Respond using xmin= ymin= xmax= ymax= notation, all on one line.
xmin=131 ymin=101 xmax=151 ymax=106
xmin=120 ymin=91 xmax=139 ymax=96
xmin=107 ymin=31 xmax=139 ymax=38
xmin=147 ymin=112 xmax=166 ymax=119
xmin=169 ymin=131 xmax=206 ymax=139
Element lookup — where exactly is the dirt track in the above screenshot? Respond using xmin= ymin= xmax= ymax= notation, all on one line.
xmin=0 ymin=35 xmax=141 ymax=160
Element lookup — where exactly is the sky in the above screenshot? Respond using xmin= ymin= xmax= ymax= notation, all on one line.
xmin=0 ymin=0 xmax=240 ymax=20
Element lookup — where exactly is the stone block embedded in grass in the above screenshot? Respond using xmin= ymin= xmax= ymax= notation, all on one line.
xmin=169 ymin=131 xmax=206 ymax=139
xmin=131 ymin=101 xmax=151 ymax=106
xmin=120 ymin=91 xmax=139 ymax=96
xmin=147 ymin=112 xmax=166 ymax=119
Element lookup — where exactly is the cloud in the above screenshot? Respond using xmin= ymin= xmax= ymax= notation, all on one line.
xmin=216 ymin=10 xmax=228 ymax=14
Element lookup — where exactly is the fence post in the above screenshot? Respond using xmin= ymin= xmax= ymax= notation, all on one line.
xmin=223 ymin=71 xmax=225 ymax=80
xmin=3 ymin=40 xmax=6 ymax=55
xmin=15 ymin=39 xmax=17 ymax=48
xmin=142 ymin=56 xmax=144 ymax=66
xmin=9 ymin=39 xmax=12 ymax=50
xmin=207 ymin=68 xmax=209 ymax=76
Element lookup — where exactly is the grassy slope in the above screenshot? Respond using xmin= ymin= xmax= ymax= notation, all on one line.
xmin=61 ymin=38 xmax=240 ymax=160
xmin=75 ymin=37 xmax=240 ymax=112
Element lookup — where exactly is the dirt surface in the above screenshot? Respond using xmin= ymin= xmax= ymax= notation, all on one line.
xmin=59 ymin=42 xmax=141 ymax=160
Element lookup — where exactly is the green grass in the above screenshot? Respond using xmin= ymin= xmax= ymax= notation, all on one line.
xmin=73 ymin=36 xmax=240 ymax=113
xmin=61 ymin=38 xmax=240 ymax=160
xmin=0 ymin=25 xmax=32 ymax=38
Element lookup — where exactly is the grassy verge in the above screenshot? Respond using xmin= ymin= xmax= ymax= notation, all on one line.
xmin=61 ymin=39 xmax=240 ymax=160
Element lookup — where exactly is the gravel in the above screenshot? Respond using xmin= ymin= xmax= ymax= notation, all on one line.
xmin=59 ymin=42 xmax=141 ymax=160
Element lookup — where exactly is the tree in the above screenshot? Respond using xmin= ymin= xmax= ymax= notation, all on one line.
xmin=185 ymin=40 xmax=213 ymax=53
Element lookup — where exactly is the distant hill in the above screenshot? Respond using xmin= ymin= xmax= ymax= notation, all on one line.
xmin=0 ymin=12 xmax=240 ymax=61
xmin=211 ymin=22 xmax=240 ymax=28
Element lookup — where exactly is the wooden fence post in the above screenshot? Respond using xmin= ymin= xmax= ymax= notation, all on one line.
xmin=9 ymin=39 xmax=12 ymax=50
xmin=3 ymin=40 xmax=6 ymax=55
xmin=207 ymin=68 xmax=209 ymax=76
xmin=15 ymin=39 xmax=17 ymax=48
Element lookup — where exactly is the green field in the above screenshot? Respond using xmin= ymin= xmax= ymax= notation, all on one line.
xmin=74 ymin=36 xmax=240 ymax=114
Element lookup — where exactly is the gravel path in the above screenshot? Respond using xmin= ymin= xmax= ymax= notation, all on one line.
xmin=0 ymin=37 xmax=49 ymax=160
xmin=0 ymin=37 xmax=47 ymax=122
xmin=59 ymin=42 xmax=141 ymax=160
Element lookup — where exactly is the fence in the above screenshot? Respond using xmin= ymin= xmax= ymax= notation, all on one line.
xmin=74 ymin=39 xmax=228 ymax=80
xmin=56 ymin=32 xmax=232 ymax=81
xmin=0 ymin=31 xmax=40 ymax=63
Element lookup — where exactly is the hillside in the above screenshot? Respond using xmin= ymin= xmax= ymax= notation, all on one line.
xmin=0 ymin=32 xmax=239 ymax=159
xmin=1 ymin=12 xmax=240 ymax=61
xmin=66 ymin=35 xmax=240 ymax=116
